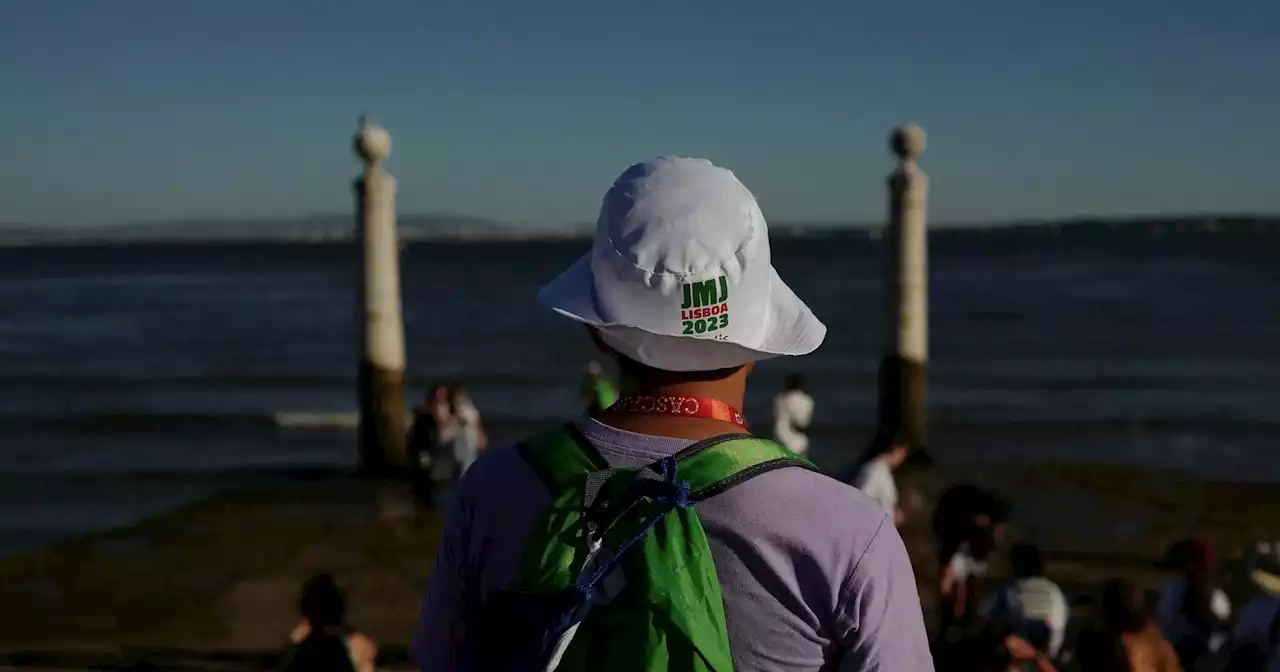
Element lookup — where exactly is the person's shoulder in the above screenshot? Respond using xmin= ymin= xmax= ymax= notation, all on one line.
xmin=1025 ymin=575 xmax=1066 ymax=593
xmin=860 ymin=457 xmax=888 ymax=479
xmin=1147 ymin=625 xmax=1180 ymax=661
xmin=746 ymin=461 xmax=884 ymax=506
xmin=346 ymin=632 xmax=378 ymax=660
xmin=454 ymin=442 xmax=544 ymax=508
xmin=1234 ymin=596 xmax=1280 ymax=636
xmin=704 ymin=464 xmax=913 ymax=598
xmin=708 ymin=463 xmax=893 ymax=555
xmin=289 ymin=620 xmax=310 ymax=644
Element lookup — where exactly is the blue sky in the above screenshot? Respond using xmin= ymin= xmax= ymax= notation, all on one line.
xmin=2 ymin=0 xmax=1277 ymax=226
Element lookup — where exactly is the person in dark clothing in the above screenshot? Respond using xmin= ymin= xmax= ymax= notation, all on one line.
xmin=408 ymin=385 xmax=449 ymax=473
xmin=933 ymin=484 xmax=1011 ymax=634
xmin=935 ymin=621 xmax=1057 ymax=672
xmin=406 ymin=386 xmax=449 ymax=506
xmin=282 ymin=573 xmax=377 ymax=672
xmin=1155 ymin=538 xmax=1231 ymax=669
xmin=1074 ymin=579 xmax=1180 ymax=672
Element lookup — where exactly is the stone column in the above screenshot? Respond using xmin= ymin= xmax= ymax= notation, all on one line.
xmin=353 ymin=117 xmax=408 ymax=473
xmin=876 ymin=124 xmax=929 ymax=452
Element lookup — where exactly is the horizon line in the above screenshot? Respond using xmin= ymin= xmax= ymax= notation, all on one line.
xmin=4 ymin=211 xmax=1279 ymax=231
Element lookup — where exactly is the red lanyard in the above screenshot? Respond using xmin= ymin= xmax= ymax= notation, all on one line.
xmin=603 ymin=394 xmax=747 ymax=429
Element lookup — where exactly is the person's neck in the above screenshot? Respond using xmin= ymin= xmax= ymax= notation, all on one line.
xmin=599 ymin=377 xmax=748 ymax=441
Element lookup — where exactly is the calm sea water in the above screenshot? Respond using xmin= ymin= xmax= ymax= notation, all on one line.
xmin=0 ymin=229 xmax=1277 ymax=555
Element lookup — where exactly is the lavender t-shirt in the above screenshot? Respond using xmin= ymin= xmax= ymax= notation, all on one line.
xmin=412 ymin=418 xmax=933 ymax=671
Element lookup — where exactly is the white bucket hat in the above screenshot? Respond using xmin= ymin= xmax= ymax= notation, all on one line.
xmin=538 ymin=156 xmax=826 ymax=372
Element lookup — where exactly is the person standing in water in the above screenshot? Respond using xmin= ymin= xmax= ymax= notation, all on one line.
xmin=407 ymin=384 xmax=448 ymax=474
xmin=772 ymin=372 xmax=814 ymax=457
xmin=448 ymin=383 xmax=486 ymax=478
xmin=854 ymin=432 xmax=910 ymax=527
xmin=581 ymin=360 xmax=618 ymax=413
xmin=412 ymin=156 xmax=932 ymax=670
xmin=418 ymin=384 xmax=457 ymax=482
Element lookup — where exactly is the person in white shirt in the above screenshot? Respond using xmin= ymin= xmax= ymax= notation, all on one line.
xmin=448 ymin=383 xmax=487 ymax=478
xmin=853 ymin=434 xmax=909 ymax=526
xmin=772 ymin=373 xmax=814 ymax=457
xmin=981 ymin=544 xmax=1069 ymax=659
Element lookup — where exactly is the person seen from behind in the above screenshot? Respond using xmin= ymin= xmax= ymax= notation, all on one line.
xmin=1155 ymin=538 xmax=1231 ymax=668
xmin=772 ymin=372 xmax=814 ymax=457
xmin=980 ymin=544 xmax=1068 ymax=660
xmin=282 ymin=573 xmax=377 ymax=672
xmin=581 ymin=360 xmax=618 ymax=413
xmin=447 ymin=383 xmax=486 ymax=478
xmin=412 ymin=157 xmax=932 ymax=670
xmin=853 ymin=430 xmax=910 ymax=526
xmin=1074 ymin=578 xmax=1181 ymax=672
xmin=934 ymin=483 xmax=1010 ymax=636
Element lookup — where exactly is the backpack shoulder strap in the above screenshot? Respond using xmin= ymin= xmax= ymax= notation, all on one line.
xmin=517 ymin=423 xmax=609 ymax=492
xmin=673 ymin=433 xmax=818 ymax=501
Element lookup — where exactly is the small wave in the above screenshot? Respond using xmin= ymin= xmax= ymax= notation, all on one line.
xmin=272 ymin=412 xmax=358 ymax=429
xmin=0 ymin=463 xmax=357 ymax=482
xmin=0 ymin=371 xmax=574 ymax=391
xmin=0 ymin=409 xmax=1278 ymax=436
xmin=0 ymin=410 xmax=359 ymax=433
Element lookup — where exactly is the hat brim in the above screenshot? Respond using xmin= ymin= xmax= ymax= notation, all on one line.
xmin=538 ymin=251 xmax=825 ymax=371
xmin=538 ymin=252 xmax=603 ymax=325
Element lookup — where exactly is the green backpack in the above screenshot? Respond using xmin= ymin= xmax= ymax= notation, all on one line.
xmin=470 ymin=424 xmax=816 ymax=671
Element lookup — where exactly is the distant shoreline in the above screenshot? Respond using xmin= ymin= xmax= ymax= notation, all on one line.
xmin=1 ymin=214 xmax=1278 ymax=246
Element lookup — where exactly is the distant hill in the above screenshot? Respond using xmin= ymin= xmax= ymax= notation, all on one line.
xmin=782 ymin=214 xmax=1280 ymax=239
xmin=0 ymin=214 xmax=1276 ymax=245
